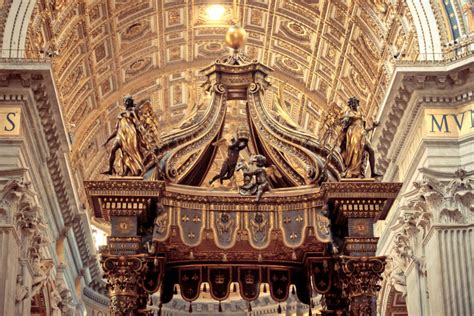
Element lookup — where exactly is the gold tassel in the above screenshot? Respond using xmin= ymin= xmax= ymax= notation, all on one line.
xmin=218 ymin=301 xmax=223 ymax=312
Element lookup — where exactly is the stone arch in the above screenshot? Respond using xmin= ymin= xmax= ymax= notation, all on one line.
xmin=378 ymin=277 xmax=408 ymax=316
xmin=405 ymin=0 xmax=443 ymax=59
xmin=0 ymin=0 xmax=36 ymax=57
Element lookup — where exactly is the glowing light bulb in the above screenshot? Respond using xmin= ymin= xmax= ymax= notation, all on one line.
xmin=206 ymin=4 xmax=225 ymax=21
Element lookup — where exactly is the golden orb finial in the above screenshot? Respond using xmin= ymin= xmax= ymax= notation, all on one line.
xmin=225 ymin=25 xmax=247 ymax=50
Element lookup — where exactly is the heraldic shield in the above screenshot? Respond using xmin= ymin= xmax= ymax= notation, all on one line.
xmin=208 ymin=267 xmax=232 ymax=301
xmin=268 ymin=268 xmax=291 ymax=302
xmin=142 ymin=258 xmax=164 ymax=293
xmin=310 ymin=259 xmax=333 ymax=294
xmin=179 ymin=267 xmax=202 ymax=301
xmin=238 ymin=267 xmax=261 ymax=301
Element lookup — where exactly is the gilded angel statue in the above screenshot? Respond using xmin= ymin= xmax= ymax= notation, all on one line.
xmin=339 ymin=97 xmax=381 ymax=178
xmin=102 ymin=96 xmax=160 ymax=176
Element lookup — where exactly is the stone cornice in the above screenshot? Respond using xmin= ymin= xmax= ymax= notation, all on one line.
xmin=0 ymin=64 xmax=106 ymax=303
xmin=373 ymin=56 xmax=474 ymax=177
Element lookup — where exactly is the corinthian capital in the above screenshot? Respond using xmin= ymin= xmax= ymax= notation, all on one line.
xmin=339 ymin=256 xmax=387 ymax=316
xmin=100 ymin=254 xmax=149 ymax=315
xmin=412 ymin=169 xmax=474 ymax=224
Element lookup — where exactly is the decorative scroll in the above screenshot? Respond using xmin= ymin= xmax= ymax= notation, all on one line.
xmin=238 ymin=267 xmax=261 ymax=301
xmin=268 ymin=268 xmax=291 ymax=302
xmin=178 ymin=208 xmax=204 ymax=246
xmin=247 ymin=90 xmax=340 ymax=186
xmin=280 ymin=209 xmax=306 ymax=247
xmin=152 ymin=204 xmax=170 ymax=241
xmin=179 ymin=267 xmax=202 ymax=302
xmin=208 ymin=267 xmax=232 ymax=301
xmin=159 ymin=88 xmax=227 ymax=184
xmin=314 ymin=208 xmax=332 ymax=243
xmin=213 ymin=211 xmax=238 ymax=249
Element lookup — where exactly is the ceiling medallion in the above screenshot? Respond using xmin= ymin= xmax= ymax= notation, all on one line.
xmin=121 ymin=21 xmax=147 ymax=41
xmin=281 ymin=20 xmax=310 ymax=42
xmin=287 ymin=21 xmax=306 ymax=36
xmin=126 ymin=57 xmax=152 ymax=75
xmin=277 ymin=56 xmax=302 ymax=75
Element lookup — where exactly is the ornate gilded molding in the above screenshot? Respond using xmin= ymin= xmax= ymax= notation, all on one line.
xmin=100 ymin=254 xmax=159 ymax=315
xmin=339 ymin=256 xmax=387 ymax=316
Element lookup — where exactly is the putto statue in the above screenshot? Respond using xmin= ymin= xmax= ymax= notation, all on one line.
xmin=237 ymin=154 xmax=270 ymax=201
xmin=209 ymin=129 xmax=249 ymax=185
xmin=102 ymin=96 xmax=160 ymax=176
xmin=339 ymin=97 xmax=382 ymax=178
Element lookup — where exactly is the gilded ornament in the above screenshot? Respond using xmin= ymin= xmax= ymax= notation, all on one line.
xmin=339 ymin=97 xmax=382 ymax=179
xmin=225 ymin=25 xmax=247 ymax=50
xmin=102 ymin=96 xmax=145 ymax=176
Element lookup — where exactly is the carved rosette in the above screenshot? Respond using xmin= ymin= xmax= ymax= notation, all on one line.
xmin=100 ymin=255 xmax=149 ymax=315
xmin=339 ymin=256 xmax=386 ymax=316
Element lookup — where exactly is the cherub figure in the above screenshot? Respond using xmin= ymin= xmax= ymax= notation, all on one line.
xmin=238 ymin=154 xmax=270 ymax=201
xmin=209 ymin=134 xmax=248 ymax=185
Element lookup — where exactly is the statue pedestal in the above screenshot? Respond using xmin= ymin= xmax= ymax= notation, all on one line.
xmin=319 ymin=181 xmax=400 ymax=315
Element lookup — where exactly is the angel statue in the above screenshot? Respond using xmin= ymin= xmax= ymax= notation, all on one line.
xmin=339 ymin=97 xmax=382 ymax=178
xmin=237 ymin=154 xmax=271 ymax=201
xmin=102 ymin=95 xmax=160 ymax=176
xmin=209 ymin=129 xmax=249 ymax=185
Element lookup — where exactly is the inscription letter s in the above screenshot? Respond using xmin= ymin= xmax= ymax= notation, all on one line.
xmin=4 ymin=112 xmax=16 ymax=131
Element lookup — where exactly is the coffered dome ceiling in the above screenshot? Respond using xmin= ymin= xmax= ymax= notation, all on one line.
xmin=19 ymin=0 xmax=424 ymax=201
